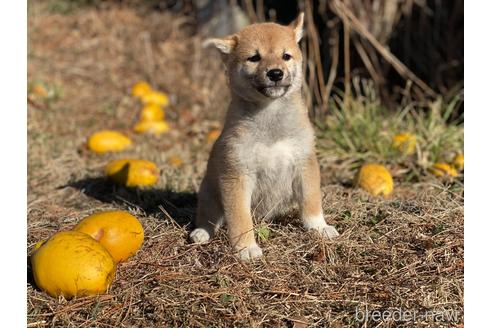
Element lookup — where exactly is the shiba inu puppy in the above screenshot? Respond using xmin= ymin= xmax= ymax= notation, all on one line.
xmin=190 ymin=13 xmax=339 ymax=261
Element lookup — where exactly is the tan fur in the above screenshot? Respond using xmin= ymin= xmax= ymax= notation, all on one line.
xmin=190 ymin=13 xmax=339 ymax=261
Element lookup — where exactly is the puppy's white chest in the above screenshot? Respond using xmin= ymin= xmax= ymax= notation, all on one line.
xmin=241 ymin=138 xmax=304 ymax=219
xmin=248 ymin=139 xmax=298 ymax=171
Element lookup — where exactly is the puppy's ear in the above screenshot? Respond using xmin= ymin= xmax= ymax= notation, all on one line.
xmin=203 ymin=35 xmax=238 ymax=54
xmin=289 ymin=12 xmax=304 ymax=43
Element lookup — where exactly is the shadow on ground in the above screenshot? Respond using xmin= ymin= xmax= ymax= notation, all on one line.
xmin=67 ymin=178 xmax=197 ymax=228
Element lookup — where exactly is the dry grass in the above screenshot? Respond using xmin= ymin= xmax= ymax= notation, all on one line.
xmin=27 ymin=3 xmax=463 ymax=327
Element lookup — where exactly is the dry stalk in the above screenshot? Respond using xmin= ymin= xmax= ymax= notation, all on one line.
xmin=330 ymin=0 xmax=438 ymax=98
xmin=324 ymin=19 xmax=340 ymax=111
xmin=343 ymin=12 xmax=351 ymax=109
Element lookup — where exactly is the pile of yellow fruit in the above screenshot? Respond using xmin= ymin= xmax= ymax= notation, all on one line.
xmin=30 ymin=81 xmax=168 ymax=299
xmin=355 ymin=133 xmax=463 ymax=197
xmin=86 ymin=81 xmax=171 ymax=152
xmin=132 ymin=81 xmax=170 ymax=136
xmin=31 ymin=211 xmax=144 ymax=298
xmin=84 ymin=81 xmax=178 ymax=187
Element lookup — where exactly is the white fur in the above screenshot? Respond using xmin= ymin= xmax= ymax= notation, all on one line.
xmin=303 ymin=213 xmax=340 ymax=239
xmin=189 ymin=228 xmax=211 ymax=244
xmin=237 ymin=243 xmax=263 ymax=261
xmin=247 ymin=139 xmax=297 ymax=171
xmin=224 ymin=98 xmax=314 ymax=221
xmin=303 ymin=213 xmax=326 ymax=229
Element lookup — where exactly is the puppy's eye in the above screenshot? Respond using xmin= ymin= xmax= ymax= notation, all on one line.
xmin=247 ymin=54 xmax=261 ymax=62
xmin=282 ymin=53 xmax=292 ymax=61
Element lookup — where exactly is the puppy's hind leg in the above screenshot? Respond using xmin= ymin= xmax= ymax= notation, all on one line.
xmin=298 ymin=154 xmax=340 ymax=239
xmin=190 ymin=180 xmax=224 ymax=244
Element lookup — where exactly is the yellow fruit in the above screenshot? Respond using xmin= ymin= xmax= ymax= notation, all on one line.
xmin=105 ymin=159 xmax=159 ymax=187
xmin=33 ymin=240 xmax=45 ymax=252
xmin=32 ymin=84 xmax=48 ymax=98
xmin=30 ymin=231 xmax=115 ymax=299
xmin=132 ymin=81 xmax=152 ymax=98
xmin=87 ymin=130 xmax=132 ymax=154
xmin=140 ymin=104 xmax=165 ymax=122
xmin=207 ymin=129 xmax=221 ymax=144
xmin=355 ymin=164 xmax=394 ymax=197
xmin=429 ymin=163 xmax=458 ymax=177
xmin=141 ymin=91 xmax=169 ymax=107
xmin=168 ymin=155 xmax=183 ymax=168
xmin=133 ymin=120 xmax=170 ymax=136
xmin=73 ymin=211 xmax=144 ymax=263
xmin=453 ymin=154 xmax=464 ymax=171
xmin=392 ymin=133 xmax=417 ymax=155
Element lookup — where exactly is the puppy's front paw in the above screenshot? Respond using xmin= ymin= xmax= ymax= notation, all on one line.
xmin=237 ymin=244 xmax=263 ymax=261
xmin=304 ymin=214 xmax=340 ymax=239
xmin=190 ymin=228 xmax=211 ymax=244
xmin=319 ymin=225 xmax=340 ymax=239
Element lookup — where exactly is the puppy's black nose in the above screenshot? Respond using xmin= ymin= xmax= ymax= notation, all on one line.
xmin=267 ymin=69 xmax=284 ymax=82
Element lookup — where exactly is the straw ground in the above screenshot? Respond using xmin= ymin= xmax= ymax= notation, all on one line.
xmin=28 ymin=2 xmax=463 ymax=327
